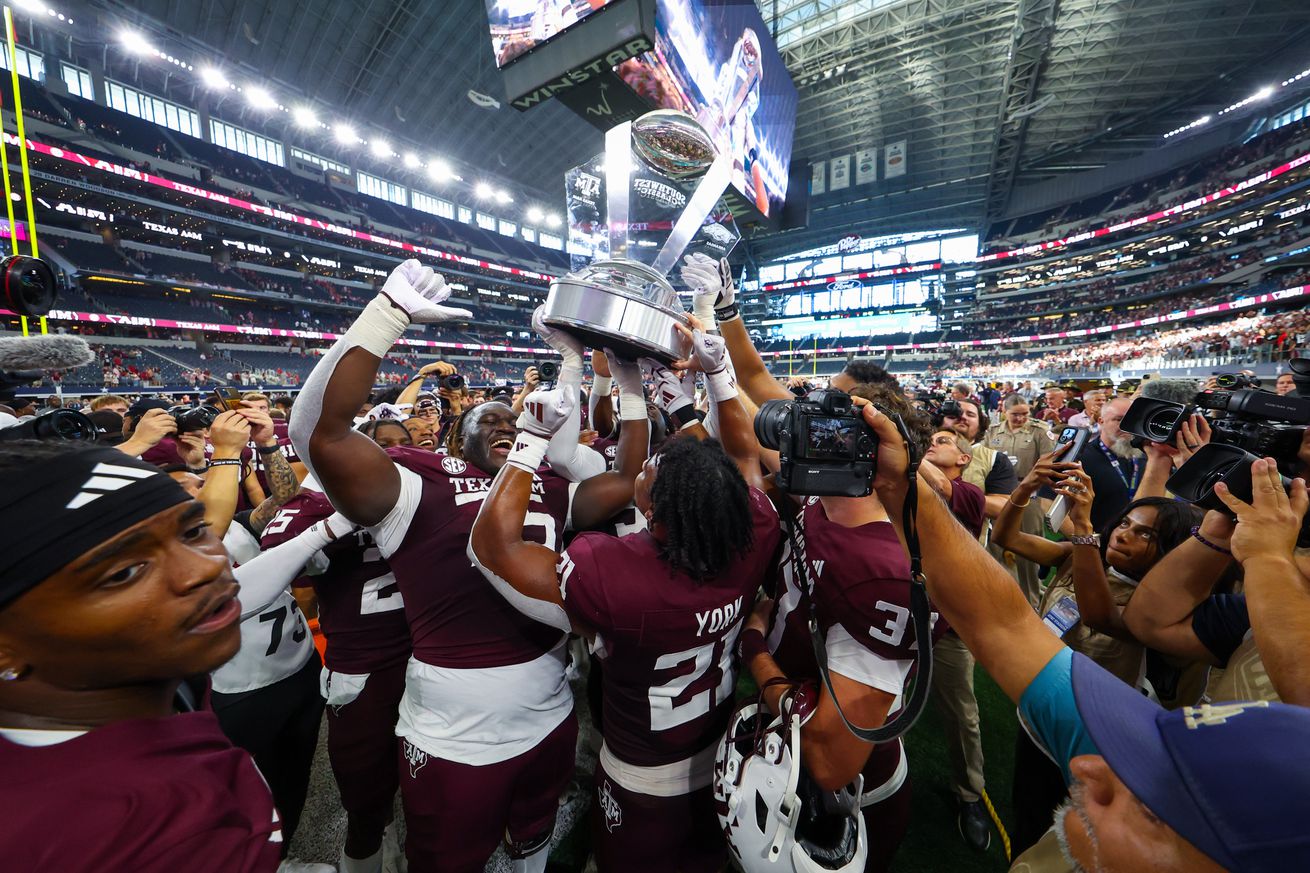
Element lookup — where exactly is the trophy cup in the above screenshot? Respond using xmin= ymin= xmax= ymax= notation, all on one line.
xmin=541 ymin=110 xmax=741 ymax=363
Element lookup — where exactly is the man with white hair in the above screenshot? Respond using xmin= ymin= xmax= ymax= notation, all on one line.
xmin=1071 ymin=396 xmax=1142 ymax=531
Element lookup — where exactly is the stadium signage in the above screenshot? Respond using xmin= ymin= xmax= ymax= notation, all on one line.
xmin=1147 ymin=241 xmax=1189 ymax=256
xmin=1222 ymin=218 xmax=1264 ymax=237
xmin=827 ymin=278 xmax=862 ymax=293
xmin=509 ymin=38 xmax=654 ymax=110
xmin=354 ymin=265 xmax=387 ymax=277
xmin=54 ymin=201 xmax=113 ymax=222
xmin=222 ymin=239 xmax=273 ymax=255
xmin=1278 ymin=203 xmax=1310 ymax=219
xmin=302 ymin=255 xmax=342 ymax=269
xmin=143 ymin=220 xmax=202 ymax=241
xmin=632 ymin=178 xmax=687 ymax=210
xmin=837 ymin=235 xmax=862 ymax=253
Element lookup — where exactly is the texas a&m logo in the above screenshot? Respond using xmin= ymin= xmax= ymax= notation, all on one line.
xmin=598 ymin=779 xmax=622 ymax=832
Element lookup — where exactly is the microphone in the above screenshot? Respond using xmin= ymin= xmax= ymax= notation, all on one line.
xmin=1136 ymin=377 xmax=1202 ymax=405
xmin=0 ymin=335 xmax=94 ymax=372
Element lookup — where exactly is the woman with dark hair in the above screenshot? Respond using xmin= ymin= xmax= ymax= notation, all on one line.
xmin=355 ymin=418 xmax=412 ymax=448
xmin=994 ymin=449 xmax=1202 ymax=853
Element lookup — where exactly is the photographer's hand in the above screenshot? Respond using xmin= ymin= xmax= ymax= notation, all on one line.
xmin=117 ymin=408 xmax=177 ymax=458
xmin=1054 ymin=467 xmax=1096 ymax=534
xmin=418 ymin=360 xmax=456 ymax=378
xmin=209 ymin=410 xmax=252 ymax=459
xmin=1172 ymin=414 xmax=1211 ymax=466
xmin=176 ymin=431 xmax=208 ymax=469
xmin=1215 ymin=458 xmax=1308 ymax=565
xmin=1215 ymin=457 xmax=1310 ymax=707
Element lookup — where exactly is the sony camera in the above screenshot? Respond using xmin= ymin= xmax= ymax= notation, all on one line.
xmin=1212 ymin=372 xmax=1260 ymax=390
xmin=169 ymin=404 xmax=219 ymax=434
xmin=754 ymin=389 xmax=877 ymax=497
xmin=0 ymin=408 xmax=98 ymax=442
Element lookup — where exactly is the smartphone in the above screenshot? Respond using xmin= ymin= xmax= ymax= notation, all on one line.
xmin=211 ymin=387 xmax=243 ymax=411
xmin=1046 ymin=426 xmax=1090 ymax=532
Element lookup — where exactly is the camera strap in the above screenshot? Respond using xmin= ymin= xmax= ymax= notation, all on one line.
xmin=788 ymin=410 xmax=934 ymax=743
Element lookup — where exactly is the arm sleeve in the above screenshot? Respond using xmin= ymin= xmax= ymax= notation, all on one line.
xmin=557 ymin=534 xmax=615 ymax=638
xmin=1190 ymin=594 xmax=1251 ymax=667
xmin=983 ymin=451 xmax=1019 ymax=495
xmin=1017 ymin=648 xmax=1100 ymax=786
xmin=545 ymin=398 xmax=608 ymax=484
xmin=234 ymin=523 xmax=336 ymax=618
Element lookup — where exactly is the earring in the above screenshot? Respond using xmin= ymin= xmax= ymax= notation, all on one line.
xmin=0 ymin=668 xmax=19 ymax=681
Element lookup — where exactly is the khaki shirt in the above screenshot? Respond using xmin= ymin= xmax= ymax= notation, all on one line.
xmin=984 ymin=420 xmax=1055 ymax=478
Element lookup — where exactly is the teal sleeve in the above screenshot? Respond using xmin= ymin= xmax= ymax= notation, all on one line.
xmin=1017 ymin=648 xmax=1100 ymax=785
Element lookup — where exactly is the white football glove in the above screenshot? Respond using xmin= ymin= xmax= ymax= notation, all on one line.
xmin=681 ymin=253 xmax=735 ymax=325
xmin=529 ymin=304 xmax=581 ymax=364
xmin=378 ymin=259 xmax=472 ymax=324
xmin=686 ymin=328 xmax=729 ymax=376
xmin=641 ymin=358 xmax=694 ymax=415
xmin=516 ymin=385 xmax=577 ymax=439
xmin=605 ymin=349 xmax=648 ymax=422
xmin=320 ymin=511 xmax=360 ymax=541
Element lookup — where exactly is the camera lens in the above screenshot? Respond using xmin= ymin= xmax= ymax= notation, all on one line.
xmin=0 ymin=255 xmax=57 ymax=317
xmin=441 ymin=373 xmax=465 ymax=390
xmin=0 ymin=408 xmax=97 ymax=442
xmin=1198 ymin=458 xmax=1240 ymax=496
xmin=753 ymin=399 xmax=792 ymax=452
xmin=1143 ymin=407 xmax=1182 ymax=442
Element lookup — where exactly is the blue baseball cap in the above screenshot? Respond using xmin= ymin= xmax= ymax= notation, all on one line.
xmin=1071 ymin=653 xmax=1310 ymax=873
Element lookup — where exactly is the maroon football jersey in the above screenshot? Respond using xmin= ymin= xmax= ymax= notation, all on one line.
xmin=590 ymin=436 xmax=619 ymax=471
xmin=378 ymin=447 xmax=574 ymax=669
xmin=261 ymin=489 xmax=411 ymax=674
xmin=560 ymin=487 xmax=781 ymax=767
xmin=249 ymin=421 xmax=302 ymax=499
xmin=947 ymin=478 xmax=986 ymax=539
xmin=768 ymin=498 xmax=943 ymax=699
xmin=0 ymin=712 xmax=281 ymax=872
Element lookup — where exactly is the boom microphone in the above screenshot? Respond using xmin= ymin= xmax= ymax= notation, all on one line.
xmin=0 ymin=334 xmax=94 ymax=372
xmin=1136 ymin=377 xmax=1202 ymax=405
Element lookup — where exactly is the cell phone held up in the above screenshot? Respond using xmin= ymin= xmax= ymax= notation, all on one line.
xmin=1045 ymin=426 xmax=1090 ymax=532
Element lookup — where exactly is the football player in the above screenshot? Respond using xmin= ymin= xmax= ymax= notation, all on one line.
xmin=695 ymin=255 xmax=938 ymax=872
xmin=289 ymin=260 xmax=645 ymax=873
xmin=0 ymin=441 xmax=282 ymax=872
xmin=469 ymin=320 xmax=780 ymax=873
xmin=262 ymin=469 xmax=409 ymax=873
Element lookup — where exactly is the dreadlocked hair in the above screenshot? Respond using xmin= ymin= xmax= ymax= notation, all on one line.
xmin=649 ymin=437 xmax=754 ymax=582
xmin=443 ymin=405 xmax=476 ymax=458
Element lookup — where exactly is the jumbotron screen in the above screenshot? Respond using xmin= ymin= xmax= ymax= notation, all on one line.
xmin=617 ymin=0 xmax=798 ymax=218
xmin=485 ymin=0 xmax=618 ymax=67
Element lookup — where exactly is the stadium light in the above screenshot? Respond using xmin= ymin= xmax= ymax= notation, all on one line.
xmin=292 ymin=106 xmax=319 ymax=129
xmin=119 ymin=29 xmax=153 ymax=56
xmin=403 ymin=152 xmax=420 ymax=169
xmin=334 ymin=123 xmax=358 ymax=145
xmin=546 ymin=214 xmax=562 ymax=228
xmin=526 ymin=207 xmax=544 ymax=224
xmin=495 ymin=190 xmax=513 ymax=204
xmin=199 ymin=66 xmax=229 ymax=90
xmin=370 ymin=138 xmax=392 ymax=159
xmin=245 ymin=86 xmax=277 ymax=110
xmin=427 ymin=159 xmax=451 ymax=181
xmin=1254 ymin=85 xmax=1275 ymax=101
xmin=476 ymin=182 xmax=494 ymax=199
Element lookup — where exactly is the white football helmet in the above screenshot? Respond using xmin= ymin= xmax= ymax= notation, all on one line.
xmin=714 ymin=691 xmax=867 ymax=872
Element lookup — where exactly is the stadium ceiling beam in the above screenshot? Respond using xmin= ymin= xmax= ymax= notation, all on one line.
xmin=980 ymin=0 xmax=1060 ymax=223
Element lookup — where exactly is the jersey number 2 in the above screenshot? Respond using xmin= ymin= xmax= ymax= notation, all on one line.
xmin=648 ymin=626 xmax=740 ymax=731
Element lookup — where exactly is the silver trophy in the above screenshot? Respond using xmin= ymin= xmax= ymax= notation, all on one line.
xmin=542 ymin=110 xmax=740 ymax=363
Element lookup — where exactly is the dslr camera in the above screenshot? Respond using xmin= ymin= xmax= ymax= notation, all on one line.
xmin=754 ymin=389 xmax=877 ymax=497
xmin=534 ymin=360 xmax=559 ymax=387
xmin=0 ymin=407 xmax=97 ymax=442
xmin=439 ymin=372 xmax=464 ymax=391
xmin=168 ymin=404 xmax=219 ymax=434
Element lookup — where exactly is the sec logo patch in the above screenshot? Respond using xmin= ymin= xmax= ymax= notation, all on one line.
xmin=441 ymin=457 xmax=468 ymax=475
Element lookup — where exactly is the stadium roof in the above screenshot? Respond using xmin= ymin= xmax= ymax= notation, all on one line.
xmin=93 ymin=0 xmax=1310 ymax=262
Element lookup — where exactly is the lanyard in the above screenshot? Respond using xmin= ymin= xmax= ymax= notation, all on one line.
xmin=1095 ymin=440 xmax=1141 ymax=493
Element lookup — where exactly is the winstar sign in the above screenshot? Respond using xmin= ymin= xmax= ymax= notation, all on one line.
xmin=510 ymin=37 xmax=653 ymax=109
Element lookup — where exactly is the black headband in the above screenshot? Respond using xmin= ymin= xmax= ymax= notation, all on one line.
xmin=0 ymin=447 xmax=190 ymax=610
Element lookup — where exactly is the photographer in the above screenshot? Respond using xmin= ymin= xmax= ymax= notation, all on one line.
xmin=941 ymin=398 xmax=1019 ymax=521
xmin=860 ymin=403 xmax=1310 ymax=873
xmin=994 ymin=451 xmax=1201 ymax=852
xmin=984 ymin=394 xmax=1056 ymax=606
xmin=1124 ymin=461 xmax=1310 ymax=708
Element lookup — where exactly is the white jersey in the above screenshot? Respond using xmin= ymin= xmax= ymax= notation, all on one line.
xmin=211 ymin=524 xmax=315 ymax=694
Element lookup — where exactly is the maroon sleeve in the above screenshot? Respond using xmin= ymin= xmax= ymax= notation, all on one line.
xmin=558 ymin=533 xmax=614 ymax=637
xmin=947 ymin=478 xmax=986 ymax=539
xmin=259 ymin=492 xmax=331 ymax=549
xmin=274 ymin=421 xmax=300 ymax=464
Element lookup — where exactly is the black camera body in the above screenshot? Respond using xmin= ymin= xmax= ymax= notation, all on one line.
xmin=169 ymin=405 xmax=219 ymax=434
xmin=1212 ymin=372 xmax=1260 ymax=390
xmin=0 ymin=255 xmax=57 ymax=317
xmin=1168 ymin=443 xmax=1310 ymax=546
xmin=439 ymin=373 xmax=464 ymax=391
xmin=535 ymin=360 xmax=559 ymax=386
xmin=0 ymin=408 xmax=97 ymax=442
xmin=938 ymin=398 xmax=962 ymax=419
xmin=754 ymin=389 xmax=877 ymax=497
xmin=1194 ymin=388 xmax=1309 ymax=460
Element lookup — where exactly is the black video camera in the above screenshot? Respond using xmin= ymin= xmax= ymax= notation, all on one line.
xmin=168 ymin=404 xmax=219 ymax=434
xmin=1168 ymin=443 xmax=1310 ymax=546
xmin=0 ymin=408 xmax=98 ymax=442
xmin=939 ymin=398 xmax=962 ymax=419
xmin=754 ymin=389 xmax=877 ymax=497
xmin=1213 ymin=372 xmax=1260 ymax=390
xmin=0 ymin=255 xmax=57 ymax=317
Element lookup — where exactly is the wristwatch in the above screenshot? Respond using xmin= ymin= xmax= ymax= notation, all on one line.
xmin=1069 ymin=533 xmax=1100 ymax=547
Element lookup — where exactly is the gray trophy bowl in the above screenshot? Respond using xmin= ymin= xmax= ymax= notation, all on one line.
xmin=631 ymin=110 xmax=717 ymax=180
xmin=542 ymin=259 xmax=691 ymax=365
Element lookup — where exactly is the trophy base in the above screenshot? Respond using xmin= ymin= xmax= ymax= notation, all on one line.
xmin=542 ymin=259 xmax=691 ymax=365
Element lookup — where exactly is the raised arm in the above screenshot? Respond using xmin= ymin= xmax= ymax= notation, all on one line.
xmin=534 ymin=307 xmax=606 ymax=483
xmin=1059 ymin=467 xmax=1134 ymax=640
xmin=863 ymin=403 xmax=1066 ymax=704
xmin=1122 ymin=510 xmax=1235 ymax=663
xmin=681 ymin=253 xmax=789 ymax=406
xmin=197 ymin=410 xmax=253 ymax=540
xmin=396 ymin=360 xmax=456 ymax=409
xmin=588 ymin=349 xmax=616 ymax=438
xmin=567 ymin=353 xmax=649 ymax=531
xmin=469 ymin=386 xmax=579 ymax=633
xmin=992 ymin=450 xmax=1077 ymax=568
xmin=234 ymin=512 xmax=354 ymax=618
xmin=676 ymin=317 xmax=763 ymax=490
xmin=1216 ymin=459 xmax=1310 ymax=706
xmin=288 ymin=260 xmax=470 ymax=526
